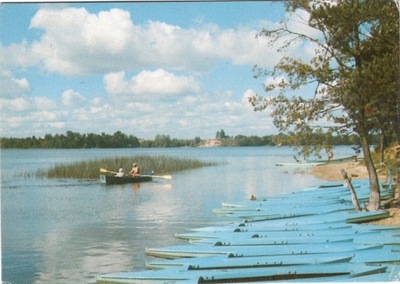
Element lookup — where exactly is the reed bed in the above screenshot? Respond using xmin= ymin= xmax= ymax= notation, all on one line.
xmin=36 ymin=155 xmax=218 ymax=179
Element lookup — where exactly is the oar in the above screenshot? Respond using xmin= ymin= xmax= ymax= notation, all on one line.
xmin=140 ymin=174 xmax=172 ymax=180
xmin=100 ymin=168 xmax=118 ymax=174
xmin=100 ymin=168 xmax=172 ymax=180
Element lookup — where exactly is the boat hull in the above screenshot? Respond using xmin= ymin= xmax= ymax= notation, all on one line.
xmin=99 ymin=174 xmax=152 ymax=185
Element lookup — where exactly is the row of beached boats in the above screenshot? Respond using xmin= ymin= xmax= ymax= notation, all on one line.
xmin=96 ymin=178 xmax=399 ymax=283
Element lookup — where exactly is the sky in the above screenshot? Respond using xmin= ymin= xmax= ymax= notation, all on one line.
xmin=0 ymin=1 xmax=315 ymax=140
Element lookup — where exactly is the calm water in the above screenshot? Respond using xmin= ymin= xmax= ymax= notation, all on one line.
xmin=1 ymin=146 xmax=355 ymax=283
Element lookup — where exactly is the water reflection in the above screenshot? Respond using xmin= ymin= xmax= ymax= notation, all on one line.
xmin=1 ymin=147 xmax=355 ymax=283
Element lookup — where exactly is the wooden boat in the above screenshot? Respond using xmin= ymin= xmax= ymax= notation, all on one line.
xmin=190 ymin=236 xmax=354 ymax=246
xmin=240 ymin=209 xmax=390 ymax=224
xmin=96 ymin=263 xmax=387 ymax=284
xmin=99 ymin=174 xmax=152 ymax=185
xmin=275 ymin=161 xmax=325 ymax=167
xmin=146 ymin=246 xmax=400 ymax=270
xmin=275 ymin=155 xmax=358 ymax=167
xmin=215 ymin=204 xmax=353 ymax=219
xmin=145 ymin=243 xmax=378 ymax=259
xmin=146 ymin=253 xmax=353 ymax=270
xmin=308 ymin=155 xmax=359 ymax=164
xmin=175 ymin=226 xmax=389 ymax=241
xmin=197 ymin=263 xmax=387 ymax=283
xmin=189 ymin=222 xmax=351 ymax=233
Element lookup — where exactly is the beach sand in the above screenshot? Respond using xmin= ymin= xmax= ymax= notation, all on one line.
xmin=311 ymin=161 xmax=400 ymax=226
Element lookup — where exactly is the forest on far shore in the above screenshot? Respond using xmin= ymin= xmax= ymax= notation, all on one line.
xmin=0 ymin=130 xmax=371 ymax=149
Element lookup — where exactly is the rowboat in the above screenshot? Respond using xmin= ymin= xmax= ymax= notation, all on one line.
xmin=175 ymin=226 xmax=393 ymax=241
xmin=96 ymin=263 xmax=387 ymax=284
xmin=146 ymin=245 xmax=400 ymax=270
xmin=275 ymin=161 xmax=325 ymax=167
xmin=145 ymin=243 xmax=378 ymax=259
xmin=190 ymin=236 xmax=354 ymax=246
xmin=274 ymin=155 xmax=357 ymax=167
xmin=99 ymin=174 xmax=152 ymax=185
xmin=146 ymin=253 xmax=353 ymax=270
xmin=240 ymin=209 xmax=390 ymax=224
xmin=214 ymin=203 xmax=353 ymax=219
xmin=308 ymin=155 xmax=359 ymax=164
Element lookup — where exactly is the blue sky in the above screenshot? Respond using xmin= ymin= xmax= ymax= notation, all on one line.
xmin=0 ymin=2 xmax=314 ymax=139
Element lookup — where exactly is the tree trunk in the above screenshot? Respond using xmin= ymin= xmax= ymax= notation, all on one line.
xmin=379 ymin=131 xmax=385 ymax=166
xmin=396 ymin=145 xmax=400 ymax=199
xmin=341 ymin=169 xmax=361 ymax=211
xmin=360 ymin=134 xmax=381 ymax=211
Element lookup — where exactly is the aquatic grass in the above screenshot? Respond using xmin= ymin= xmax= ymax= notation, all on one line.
xmin=36 ymin=155 xmax=218 ymax=179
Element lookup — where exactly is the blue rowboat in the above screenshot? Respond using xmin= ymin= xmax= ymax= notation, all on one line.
xmin=146 ymin=246 xmax=400 ymax=270
xmin=145 ymin=243 xmax=379 ymax=259
xmin=214 ymin=200 xmax=352 ymax=215
xmin=240 ymin=209 xmax=390 ymax=224
xmin=96 ymin=263 xmax=387 ymax=284
xmin=146 ymin=253 xmax=353 ymax=270
xmin=175 ymin=226 xmax=393 ymax=241
xmin=189 ymin=222 xmax=351 ymax=233
xmin=190 ymin=236 xmax=354 ymax=246
xmin=219 ymin=204 xmax=353 ymax=219
xmin=275 ymin=161 xmax=326 ymax=166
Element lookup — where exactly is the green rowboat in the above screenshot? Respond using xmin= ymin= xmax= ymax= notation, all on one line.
xmin=99 ymin=174 xmax=152 ymax=185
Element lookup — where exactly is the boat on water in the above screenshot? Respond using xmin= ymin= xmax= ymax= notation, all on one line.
xmin=308 ymin=155 xmax=359 ymax=164
xmin=97 ymin=263 xmax=387 ymax=283
xmin=99 ymin=174 xmax=152 ymax=185
xmin=275 ymin=155 xmax=358 ymax=167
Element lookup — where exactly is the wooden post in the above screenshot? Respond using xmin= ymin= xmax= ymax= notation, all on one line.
xmin=341 ymin=169 xmax=362 ymax=211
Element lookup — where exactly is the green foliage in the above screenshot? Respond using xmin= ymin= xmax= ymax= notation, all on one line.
xmin=36 ymin=155 xmax=218 ymax=179
xmin=251 ymin=0 xmax=399 ymax=210
xmin=0 ymin=130 xmax=373 ymax=149
xmin=216 ymin=129 xmax=229 ymax=139
xmin=250 ymin=0 xmax=399 ymax=158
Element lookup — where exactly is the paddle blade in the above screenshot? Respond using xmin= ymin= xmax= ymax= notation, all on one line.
xmin=100 ymin=168 xmax=118 ymax=174
xmin=145 ymin=174 xmax=172 ymax=180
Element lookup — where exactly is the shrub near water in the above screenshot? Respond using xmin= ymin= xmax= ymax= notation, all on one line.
xmin=37 ymin=155 xmax=217 ymax=179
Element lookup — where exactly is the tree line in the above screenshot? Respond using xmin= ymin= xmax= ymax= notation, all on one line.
xmin=0 ymin=130 xmax=366 ymax=149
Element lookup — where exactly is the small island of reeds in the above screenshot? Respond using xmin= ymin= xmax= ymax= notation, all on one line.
xmin=37 ymin=155 xmax=218 ymax=179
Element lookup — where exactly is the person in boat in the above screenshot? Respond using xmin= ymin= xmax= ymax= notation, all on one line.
xmin=129 ymin=163 xmax=140 ymax=176
xmin=115 ymin=168 xmax=125 ymax=177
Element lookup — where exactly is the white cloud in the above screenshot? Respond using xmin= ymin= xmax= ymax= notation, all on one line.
xmin=0 ymin=96 xmax=57 ymax=113
xmin=5 ymin=7 xmax=285 ymax=76
xmin=62 ymin=89 xmax=85 ymax=106
xmin=1 ymin=97 xmax=31 ymax=111
xmin=0 ymin=41 xmax=38 ymax=69
xmin=33 ymin=97 xmax=58 ymax=110
xmin=104 ymin=69 xmax=201 ymax=98
xmin=0 ymin=5 xmax=291 ymax=138
xmin=103 ymin=72 xmax=130 ymax=96
xmin=0 ymin=70 xmax=30 ymax=98
xmin=0 ymin=86 xmax=276 ymax=139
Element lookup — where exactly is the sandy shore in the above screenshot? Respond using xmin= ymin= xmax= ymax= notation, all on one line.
xmin=311 ymin=161 xmax=400 ymax=226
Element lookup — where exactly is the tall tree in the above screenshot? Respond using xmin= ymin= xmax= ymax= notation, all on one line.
xmin=250 ymin=0 xmax=399 ymax=211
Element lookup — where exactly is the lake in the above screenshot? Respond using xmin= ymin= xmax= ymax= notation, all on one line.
xmin=1 ymin=146 xmax=356 ymax=283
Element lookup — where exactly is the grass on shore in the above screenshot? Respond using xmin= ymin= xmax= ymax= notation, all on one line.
xmin=37 ymin=155 xmax=218 ymax=179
